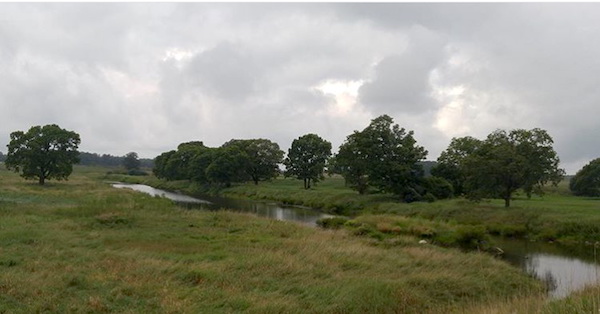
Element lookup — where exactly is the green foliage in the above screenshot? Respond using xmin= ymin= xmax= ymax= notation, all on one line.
xmin=335 ymin=115 xmax=428 ymax=199
xmin=463 ymin=129 xmax=564 ymax=207
xmin=5 ymin=124 xmax=81 ymax=185
xmin=422 ymin=176 xmax=454 ymax=199
xmin=431 ymin=136 xmax=481 ymax=195
xmin=284 ymin=133 xmax=332 ymax=189
xmin=569 ymin=158 xmax=600 ymax=196
xmin=205 ymin=146 xmax=248 ymax=186
xmin=122 ymin=152 xmax=141 ymax=171
xmin=316 ymin=216 xmax=350 ymax=229
xmin=222 ymin=139 xmax=284 ymax=185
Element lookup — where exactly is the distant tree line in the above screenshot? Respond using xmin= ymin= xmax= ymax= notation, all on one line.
xmin=0 ymin=151 xmax=5 ymax=162
xmin=152 ymin=115 xmax=572 ymax=206
xmin=78 ymin=152 xmax=154 ymax=168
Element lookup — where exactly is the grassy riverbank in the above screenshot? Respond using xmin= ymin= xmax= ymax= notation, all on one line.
xmin=0 ymin=166 xmax=550 ymax=313
xmin=111 ymin=173 xmax=600 ymax=245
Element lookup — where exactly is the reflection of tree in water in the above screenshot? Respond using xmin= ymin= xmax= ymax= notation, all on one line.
xmin=540 ymin=270 xmax=558 ymax=293
xmin=523 ymin=255 xmax=558 ymax=294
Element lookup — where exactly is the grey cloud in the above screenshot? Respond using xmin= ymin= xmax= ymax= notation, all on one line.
xmin=358 ymin=27 xmax=447 ymax=115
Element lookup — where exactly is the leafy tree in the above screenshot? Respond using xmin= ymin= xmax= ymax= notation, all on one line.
xmin=153 ymin=150 xmax=176 ymax=180
xmin=464 ymin=128 xmax=563 ymax=207
xmin=206 ymin=146 xmax=248 ymax=186
xmin=431 ymin=136 xmax=481 ymax=195
xmin=0 ymin=151 xmax=6 ymax=162
xmin=222 ymin=139 xmax=284 ymax=184
xmin=5 ymin=124 xmax=80 ymax=185
xmin=570 ymin=158 xmax=600 ymax=196
xmin=335 ymin=115 xmax=428 ymax=199
xmin=123 ymin=152 xmax=141 ymax=171
xmin=284 ymin=134 xmax=332 ymax=189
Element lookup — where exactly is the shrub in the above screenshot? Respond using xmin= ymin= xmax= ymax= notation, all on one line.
xmin=423 ymin=176 xmax=454 ymax=199
xmin=316 ymin=217 xmax=349 ymax=229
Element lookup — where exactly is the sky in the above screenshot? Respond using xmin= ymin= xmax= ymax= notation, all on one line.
xmin=1 ymin=3 xmax=599 ymax=174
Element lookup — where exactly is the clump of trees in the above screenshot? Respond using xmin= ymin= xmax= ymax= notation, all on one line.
xmin=153 ymin=139 xmax=284 ymax=187
xmin=570 ymin=158 xmax=600 ymax=196
xmin=5 ymin=124 xmax=81 ymax=185
xmin=432 ymin=128 xmax=564 ymax=207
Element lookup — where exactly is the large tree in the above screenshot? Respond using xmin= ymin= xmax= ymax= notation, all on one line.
xmin=570 ymin=158 xmax=600 ymax=197
xmin=222 ymin=139 xmax=284 ymax=185
xmin=5 ymin=124 xmax=80 ymax=185
xmin=335 ymin=115 xmax=428 ymax=198
xmin=464 ymin=128 xmax=564 ymax=207
xmin=284 ymin=134 xmax=332 ymax=189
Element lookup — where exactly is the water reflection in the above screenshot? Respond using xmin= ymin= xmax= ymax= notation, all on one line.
xmin=496 ymin=238 xmax=600 ymax=298
xmin=112 ymin=183 xmax=332 ymax=226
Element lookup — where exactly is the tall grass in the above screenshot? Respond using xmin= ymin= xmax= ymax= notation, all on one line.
xmin=0 ymin=166 xmax=548 ymax=312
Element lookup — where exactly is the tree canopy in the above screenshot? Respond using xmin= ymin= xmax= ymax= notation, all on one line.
xmin=222 ymin=139 xmax=284 ymax=185
xmin=335 ymin=115 xmax=428 ymax=199
xmin=570 ymin=158 xmax=600 ymax=197
xmin=431 ymin=136 xmax=482 ymax=195
xmin=123 ymin=152 xmax=141 ymax=171
xmin=5 ymin=124 xmax=81 ymax=185
xmin=460 ymin=128 xmax=563 ymax=207
xmin=284 ymin=134 xmax=332 ymax=189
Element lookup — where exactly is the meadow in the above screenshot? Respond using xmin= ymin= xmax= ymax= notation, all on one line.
xmin=3 ymin=166 xmax=600 ymax=312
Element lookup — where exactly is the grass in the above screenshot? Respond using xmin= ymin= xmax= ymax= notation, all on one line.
xmin=0 ymin=166 xmax=553 ymax=312
xmin=140 ymin=175 xmax=600 ymax=245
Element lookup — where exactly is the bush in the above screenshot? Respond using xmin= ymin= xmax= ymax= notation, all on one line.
xmin=423 ymin=176 xmax=454 ymax=199
xmin=316 ymin=217 xmax=349 ymax=229
xmin=128 ymin=169 xmax=149 ymax=176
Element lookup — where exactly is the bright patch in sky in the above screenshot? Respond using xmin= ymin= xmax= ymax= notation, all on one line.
xmin=316 ymin=79 xmax=363 ymax=115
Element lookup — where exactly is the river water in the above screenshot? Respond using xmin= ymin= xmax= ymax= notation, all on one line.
xmin=111 ymin=183 xmax=333 ymax=226
xmin=112 ymin=182 xmax=600 ymax=299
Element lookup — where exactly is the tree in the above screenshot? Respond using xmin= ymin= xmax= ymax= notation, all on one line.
xmin=5 ymin=124 xmax=80 ymax=185
xmin=431 ymin=136 xmax=482 ymax=195
xmin=222 ymin=139 xmax=284 ymax=184
xmin=284 ymin=134 xmax=332 ymax=189
xmin=570 ymin=158 xmax=600 ymax=196
xmin=0 ymin=151 xmax=5 ymax=162
xmin=123 ymin=152 xmax=141 ymax=171
xmin=464 ymin=128 xmax=563 ymax=207
xmin=205 ymin=146 xmax=248 ymax=187
xmin=335 ymin=115 xmax=428 ymax=199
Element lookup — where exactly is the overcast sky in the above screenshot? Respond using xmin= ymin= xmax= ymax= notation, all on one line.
xmin=1 ymin=3 xmax=599 ymax=174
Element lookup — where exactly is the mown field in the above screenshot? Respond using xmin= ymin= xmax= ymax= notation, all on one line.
xmin=0 ymin=165 xmax=548 ymax=313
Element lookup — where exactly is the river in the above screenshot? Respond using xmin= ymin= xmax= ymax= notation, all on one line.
xmin=112 ymin=182 xmax=600 ymax=299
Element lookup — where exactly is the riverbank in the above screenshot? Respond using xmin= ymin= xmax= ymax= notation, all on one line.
xmin=109 ymin=173 xmax=600 ymax=245
xmin=0 ymin=166 xmax=549 ymax=312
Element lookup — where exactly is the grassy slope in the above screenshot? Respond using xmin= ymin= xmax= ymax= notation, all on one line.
xmin=0 ymin=166 xmax=549 ymax=313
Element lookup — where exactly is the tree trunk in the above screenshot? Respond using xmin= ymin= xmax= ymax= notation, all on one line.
xmin=504 ymin=196 xmax=510 ymax=207
xmin=38 ymin=176 xmax=45 ymax=185
xmin=303 ymin=178 xmax=308 ymax=189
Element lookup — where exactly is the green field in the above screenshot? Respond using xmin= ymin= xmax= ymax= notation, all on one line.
xmin=4 ymin=166 xmax=600 ymax=312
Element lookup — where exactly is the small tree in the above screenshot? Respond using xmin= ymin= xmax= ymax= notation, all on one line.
xmin=570 ymin=158 xmax=600 ymax=197
xmin=123 ymin=152 xmax=141 ymax=171
xmin=284 ymin=134 xmax=332 ymax=189
xmin=5 ymin=124 xmax=80 ymax=185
